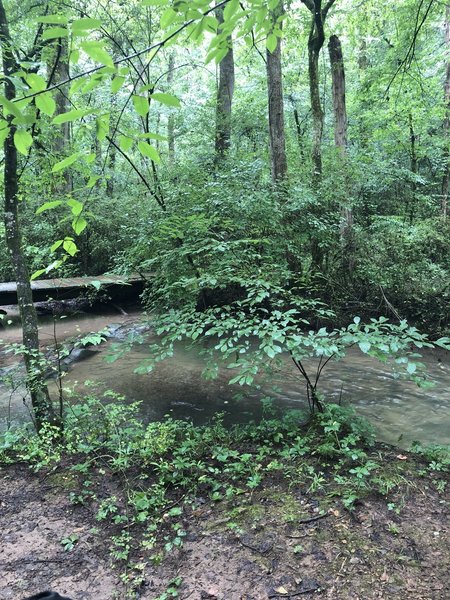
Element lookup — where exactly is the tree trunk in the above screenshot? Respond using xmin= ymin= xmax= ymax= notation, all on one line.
xmin=328 ymin=34 xmax=347 ymax=151
xmin=49 ymin=38 xmax=72 ymax=192
xmin=0 ymin=0 xmax=54 ymax=431
xmin=167 ymin=53 xmax=175 ymax=164
xmin=328 ymin=33 xmax=353 ymax=260
xmin=308 ymin=36 xmax=324 ymax=186
xmin=266 ymin=2 xmax=287 ymax=182
xmin=442 ymin=5 xmax=450 ymax=219
xmin=215 ymin=6 xmax=235 ymax=160
xmin=302 ymin=0 xmax=337 ymax=185
xmin=408 ymin=112 xmax=418 ymax=224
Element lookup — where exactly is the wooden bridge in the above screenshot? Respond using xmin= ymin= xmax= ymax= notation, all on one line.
xmin=0 ymin=275 xmax=145 ymax=306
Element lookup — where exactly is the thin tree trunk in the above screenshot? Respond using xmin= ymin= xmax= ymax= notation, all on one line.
xmin=215 ymin=6 xmax=235 ymax=160
xmin=328 ymin=34 xmax=347 ymax=151
xmin=302 ymin=0 xmax=337 ymax=185
xmin=328 ymin=33 xmax=353 ymax=259
xmin=408 ymin=112 xmax=418 ymax=224
xmin=50 ymin=38 xmax=72 ymax=192
xmin=266 ymin=2 xmax=287 ymax=182
xmin=293 ymin=106 xmax=306 ymax=159
xmin=0 ymin=0 xmax=54 ymax=430
xmin=167 ymin=53 xmax=175 ymax=164
xmin=442 ymin=5 xmax=449 ymax=219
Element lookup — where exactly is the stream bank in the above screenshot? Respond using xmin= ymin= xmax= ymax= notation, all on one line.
xmin=0 ymin=430 xmax=448 ymax=600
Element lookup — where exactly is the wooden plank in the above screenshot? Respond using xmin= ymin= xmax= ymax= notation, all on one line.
xmin=0 ymin=275 xmax=145 ymax=305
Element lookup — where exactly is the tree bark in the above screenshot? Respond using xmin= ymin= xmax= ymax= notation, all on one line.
xmin=49 ymin=38 xmax=72 ymax=192
xmin=442 ymin=5 xmax=449 ymax=219
xmin=302 ymin=0 xmax=337 ymax=186
xmin=328 ymin=34 xmax=347 ymax=151
xmin=215 ymin=6 xmax=235 ymax=160
xmin=266 ymin=2 xmax=287 ymax=182
xmin=0 ymin=0 xmax=54 ymax=430
xmin=408 ymin=112 xmax=418 ymax=224
xmin=328 ymin=33 xmax=353 ymax=256
xmin=167 ymin=53 xmax=175 ymax=164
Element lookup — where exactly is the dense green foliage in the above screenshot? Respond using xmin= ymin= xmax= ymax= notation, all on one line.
xmin=1 ymin=394 xmax=448 ymax=591
xmin=0 ymin=0 xmax=448 ymax=333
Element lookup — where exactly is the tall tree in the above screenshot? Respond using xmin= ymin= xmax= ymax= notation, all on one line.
xmin=49 ymin=38 xmax=72 ymax=192
xmin=442 ymin=4 xmax=450 ymax=219
xmin=302 ymin=0 xmax=337 ymax=185
xmin=167 ymin=53 xmax=175 ymax=164
xmin=328 ymin=33 xmax=353 ymax=255
xmin=0 ymin=0 xmax=54 ymax=430
xmin=266 ymin=1 xmax=287 ymax=182
xmin=215 ymin=5 xmax=235 ymax=160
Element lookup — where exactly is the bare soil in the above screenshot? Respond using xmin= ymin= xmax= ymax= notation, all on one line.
xmin=1 ymin=453 xmax=449 ymax=600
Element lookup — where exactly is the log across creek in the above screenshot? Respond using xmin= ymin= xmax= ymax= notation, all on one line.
xmin=0 ymin=274 xmax=145 ymax=306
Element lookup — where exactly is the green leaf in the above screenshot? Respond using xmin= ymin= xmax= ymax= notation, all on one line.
xmin=25 ymin=73 xmax=47 ymax=91
xmin=0 ymin=95 xmax=22 ymax=118
xmin=141 ymin=132 xmax=167 ymax=141
xmin=160 ymin=7 xmax=177 ymax=28
xmin=50 ymin=239 xmax=64 ymax=252
xmin=63 ymin=238 xmax=78 ymax=256
xmin=358 ymin=341 xmax=371 ymax=353
xmin=36 ymin=200 xmax=63 ymax=215
xmin=150 ymin=92 xmax=181 ymax=107
xmin=87 ymin=175 xmax=101 ymax=188
xmin=36 ymin=14 xmax=67 ymax=24
xmin=13 ymin=129 xmax=33 ymax=155
xmin=53 ymin=109 xmax=91 ymax=124
xmin=141 ymin=0 xmax=169 ymax=5
xmin=81 ymin=41 xmax=114 ymax=68
xmin=0 ymin=121 xmax=9 ymax=144
xmin=223 ymin=0 xmax=240 ymax=21
xmin=52 ymin=152 xmax=82 ymax=172
xmin=137 ymin=141 xmax=160 ymax=163
xmin=42 ymin=26 xmax=68 ymax=40
xmin=67 ymin=198 xmax=83 ymax=216
xmin=266 ymin=33 xmax=277 ymax=53
xmin=72 ymin=17 xmax=102 ymax=31
xmin=111 ymin=75 xmax=125 ymax=93
xmin=31 ymin=268 xmax=47 ymax=280
xmin=35 ymin=93 xmax=56 ymax=116
xmin=96 ymin=114 xmax=109 ymax=141
xmin=132 ymin=95 xmax=149 ymax=117
xmin=406 ymin=362 xmax=417 ymax=374
xmin=72 ymin=216 xmax=87 ymax=235
xmin=119 ymin=135 xmax=134 ymax=152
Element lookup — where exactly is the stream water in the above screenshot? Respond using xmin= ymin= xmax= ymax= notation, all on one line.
xmin=1 ymin=310 xmax=449 ymax=448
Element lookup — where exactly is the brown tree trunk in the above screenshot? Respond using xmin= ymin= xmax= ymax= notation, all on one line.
xmin=0 ymin=0 xmax=54 ymax=431
xmin=442 ymin=5 xmax=450 ymax=219
xmin=266 ymin=2 xmax=287 ymax=182
xmin=49 ymin=38 xmax=72 ymax=192
xmin=302 ymin=0 xmax=337 ymax=186
xmin=215 ymin=6 xmax=235 ymax=160
xmin=167 ymin=53 xmax=175 ymax=164
xmin=328 ymin=33 xmax=353 ymax=260
xmin=328 ymin=34 xmax=347 ymax=151
xmin=408 ymin=112 xmax=418 ymax=224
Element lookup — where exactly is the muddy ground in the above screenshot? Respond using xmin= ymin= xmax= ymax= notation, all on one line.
xmin=0 ymin=455 xmax=449 ymax=600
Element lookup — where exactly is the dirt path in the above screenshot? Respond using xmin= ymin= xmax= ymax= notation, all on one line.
xmin=1 ymin=462 xmax=449 ymax=600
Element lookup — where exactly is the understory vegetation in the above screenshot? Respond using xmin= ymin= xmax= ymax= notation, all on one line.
xmin=1 ymin=394 xmax=449 ymax=596
xmin=0 ymin=1 xmax=449 ymax=594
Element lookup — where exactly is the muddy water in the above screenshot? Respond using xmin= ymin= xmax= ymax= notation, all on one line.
xmin=1 ymin=312 xmax=449 ymax=447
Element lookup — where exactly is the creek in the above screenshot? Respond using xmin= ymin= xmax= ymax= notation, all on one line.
xmin=1 ymin=310 xmax=449 ymax=448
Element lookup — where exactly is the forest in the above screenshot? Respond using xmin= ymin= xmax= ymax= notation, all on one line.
xmin=0 ymin=0 xmax=449 ymax=599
